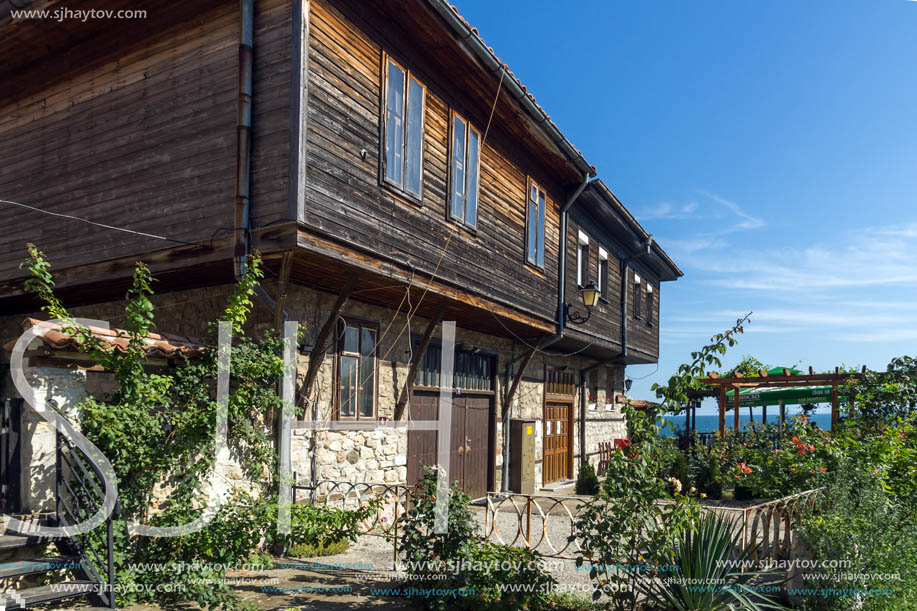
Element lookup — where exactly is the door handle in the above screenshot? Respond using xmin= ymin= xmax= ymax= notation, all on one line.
xmin=465 ymin=444 xmax=471 ymax=453
xmin=458 ymin=445 xmax=464 ymax=455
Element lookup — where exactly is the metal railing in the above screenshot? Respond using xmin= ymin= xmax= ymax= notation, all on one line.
xmin=484 ymin=492 xmax=589 ymax=559
xmin=55 ymin=429 xmax=118 ymax=608
xmin=704 ymin=488 xmax=821 ymax=565
xmin=292 ymin=477 xmax=415 ymax=567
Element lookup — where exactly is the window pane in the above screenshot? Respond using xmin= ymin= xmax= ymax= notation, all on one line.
xmin=360 ymin=353 xmax=374 ymax=418
xmin=465 ymin=129 xmax=479 ymax=227
xmin=404 ymin=77 xmax=424 ymax=196
xmin=536 ymin=190 xmax=546 ymax=267
xmin=385 ymin=62 xmax=405 ymax=186
xmin=451 ymin=116 xmax=466 ymax=219
xmin=340 ymin=355 xmax=358 ymax=417
xmin=578 ymin=244 xmax=587 ymax=285
xmin=343 ymin=326 xmax=359 ymax=353
xmin=360 ymin=328 xmax=376 ymax=356
xmin=599 ymin=259 xmax=608 ymax=299
xmin=527 ymin=202 xmax=537 ymax=262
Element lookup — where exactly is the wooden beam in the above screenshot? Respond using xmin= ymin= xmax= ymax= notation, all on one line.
xmin=504 ymin=346 xmax=538 ymax=418
xmin=394 ymin=304 xmax=446 ymax=421
xmin=297 ymin=273 xmax=357 ymax=413
xmin=734 ymin=384 xmax=740 ymax=431
xmin=273 ymin=251 xmax=294 ymax=333
xmin=719 ymin=385 xmax=726 ymax=438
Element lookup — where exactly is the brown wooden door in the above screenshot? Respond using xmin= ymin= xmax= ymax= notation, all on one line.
xmin=543 ymin=400 xmax=571 ymax=483
xmin=461 ymin=394 xmax=490 ymax=499
xmin=407 ymin=391 xmax=491 ymax=498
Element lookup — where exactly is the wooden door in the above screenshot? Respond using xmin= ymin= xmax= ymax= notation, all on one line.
xmin=461 ymin=394 xmax=490 ymax=499
xmin=543 ymin=400 xmax=571 ymax=483
xmin=407 ymin=391 xmax=491 ymax=498
xmin=407 ymin=391 xmax=438 ymax=487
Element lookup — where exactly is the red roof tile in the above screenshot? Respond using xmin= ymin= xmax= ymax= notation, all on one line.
xmin=9 ymin=318 xmax=206 ymax=358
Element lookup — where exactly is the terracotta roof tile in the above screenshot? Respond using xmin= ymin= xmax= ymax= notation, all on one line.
xmin=10 ymin=318 xmax=206 ymax=358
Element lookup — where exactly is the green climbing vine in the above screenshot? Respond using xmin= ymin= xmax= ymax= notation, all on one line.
xmin=21 ymin=245 xmax=288 ymax=609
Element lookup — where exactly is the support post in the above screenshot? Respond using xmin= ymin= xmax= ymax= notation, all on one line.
xmin=718 ymin=386 xmax=726 ymax=438
xmin=273 ymin=251 xmax=294 ymax=333
xmin=297 ymin=274 xmax=357 ymax=412
xmin=831 ymin=384 xmax=839 ymax=432
xmin=762 ymin=404 xmax=767 ymax=425
xmin=734 ymin=386 xmax=740 ymax=431
xmin=504 ymin=347 xmax=537 ymax=418
xmin=394 ymin=305 xmax=446 ymax=421
xmin=779 ymin=400 xmax=785 ymax=440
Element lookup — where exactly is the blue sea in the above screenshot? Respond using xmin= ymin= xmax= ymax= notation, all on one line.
xmin=658 ymin=412 xmax=833 ymax=436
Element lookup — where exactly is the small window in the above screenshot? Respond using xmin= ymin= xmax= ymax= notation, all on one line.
xmin=646 ymin=284 xmax=654 ymax=326
xmin=450 ymin=113 xmax=480 ymax=227
xmin=337 ymin=321 xmax=377 ymax=419
xmin=633 ymin=273 xmax=642 ymax=320
xmin=576 ymin=230 xmax=589 ymax=286
xmin=598 ymin=247 xmax=609 ymax=299
xmin=526 ymin=182 xmax=547 ymax=267
xmin=383 ymin=58 xmax=425 ymax=198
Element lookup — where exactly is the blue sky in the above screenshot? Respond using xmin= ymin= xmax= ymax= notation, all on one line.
xmin=455 ymin=0 xmax=917 ymax=413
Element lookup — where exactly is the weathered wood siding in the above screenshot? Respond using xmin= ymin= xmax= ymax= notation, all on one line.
xmin=0 ymin=0 xmax=292 ymax=283
xmin=303 ymin=0 xmax=563 ymax=326
xmin=565 ymin=217 xmax=660 ymax=360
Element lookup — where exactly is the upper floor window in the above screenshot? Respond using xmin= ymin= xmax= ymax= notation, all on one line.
xmin=383 ymin=58 xmax=425 ymax=199
xmin=598 ymin=247 xmax=609 ymax=300
xmin=337 ymin=321 xmax=377 ymax=419
xmin=646 ymin=284 xmax=654 ymax=326
xmin=633 ymin=273 xmax=642 ymax=319
xmin=450 ymin=113 xmax=480 ymax=227
xmin=576 ymin=231 xmax=589 ymax=286
xmin=527 ymin=181 xmax=546 ymax=267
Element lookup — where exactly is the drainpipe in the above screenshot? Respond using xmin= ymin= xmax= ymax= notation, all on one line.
xmin=556 ymin=175 xmax=594 ymax=339
xmin=234 ymin=0 xmax=255 ymax=281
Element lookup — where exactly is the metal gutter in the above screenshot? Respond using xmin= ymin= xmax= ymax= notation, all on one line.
xmin=234 ymin=0 xmax=255 ymax=280
xmin=426 ymin=0 xmax=596 ymax=179
xmin=556 ymin=175 xmax=594 ymax=340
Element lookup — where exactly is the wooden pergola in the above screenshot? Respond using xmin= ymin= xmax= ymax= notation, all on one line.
xmin=700 ymin=366 xmax=863 ymax=437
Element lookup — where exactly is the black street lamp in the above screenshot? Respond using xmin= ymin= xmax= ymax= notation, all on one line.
xmin=565 ymin=280 xmax=600 ymax=325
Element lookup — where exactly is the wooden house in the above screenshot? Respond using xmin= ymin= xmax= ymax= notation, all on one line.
xmin=0 ymin=0 xmax=681 ymax=506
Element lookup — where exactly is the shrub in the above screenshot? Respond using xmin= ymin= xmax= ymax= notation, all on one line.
xmin=643 ymin=511 xmax=787 ymax=611
xmin=799 ymin=462 xmax=917 ymax=611
xmin=575 ymin=403 xmax=701 ymax=611
xmin=288 ymin=540 xmax=349 ymax=558
xmin=576 ymin=461 xmax=600 ymax=496
xmin=395 ymin=466 xmax=555 ymax=610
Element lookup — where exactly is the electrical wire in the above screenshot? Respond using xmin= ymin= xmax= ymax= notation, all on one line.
xmin=0 ymin=198 xmax=200 ymax=246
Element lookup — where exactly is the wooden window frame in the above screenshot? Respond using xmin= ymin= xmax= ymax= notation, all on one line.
xmin=380 ymin=53 xmax=426 ymax=205
xmin=334 ymin=319 xmax=379 ymax=420
xmin=633 ymin=272 xmax=643 ymax=320
xmin=447 ymin=110 xmax=481 ymax=231
xmin=525 ymin=178 xmax=547 ymax=270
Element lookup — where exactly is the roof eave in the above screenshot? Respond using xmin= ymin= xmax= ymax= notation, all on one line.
xmin=426 ymin=0 xmax=596 ymax=180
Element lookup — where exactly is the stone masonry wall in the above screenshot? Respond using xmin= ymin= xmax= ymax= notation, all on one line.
xmin=1 ymin=279 xmax=631 ymax=502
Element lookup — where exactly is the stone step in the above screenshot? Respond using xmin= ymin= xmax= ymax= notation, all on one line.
xmin=0 ymin=580 xmax=97 ymax=609
xmin=0 ymin=534 xmax=58 ymax=550
xmin=0 ymin=556 xmax=82 ymax=579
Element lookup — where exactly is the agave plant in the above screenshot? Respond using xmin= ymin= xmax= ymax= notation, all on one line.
xmin=641 ymin=511 xmax=787 ymax=611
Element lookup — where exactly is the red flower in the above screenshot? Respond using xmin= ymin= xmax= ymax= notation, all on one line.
xmin=821 ymin=467 xmax=827 ymax=471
